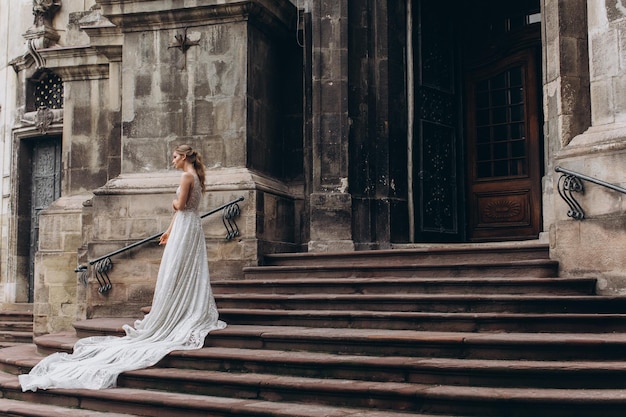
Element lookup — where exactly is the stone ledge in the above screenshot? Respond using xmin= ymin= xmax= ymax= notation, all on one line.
xmin=95 ymin=168 xmax=302 ymax=199
xmin=556 ymin=123 xmax=626 ymax=159
xmin=97 ymin=0 xmax=297 ymax=35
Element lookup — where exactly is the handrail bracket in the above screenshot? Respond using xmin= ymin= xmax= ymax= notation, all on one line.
xmin=222 ymin=201 xmax=241 ymax=239
xmin=556 ymin=172 xmax=585 ymax=220
xmin=555 ymin=166 xmax=626 ymax=221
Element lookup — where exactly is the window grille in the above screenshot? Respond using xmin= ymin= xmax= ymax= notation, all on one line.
xmin=34 ymin=71 xmax=63 ymax=109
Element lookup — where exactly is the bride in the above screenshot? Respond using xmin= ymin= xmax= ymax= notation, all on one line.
xmin=19 ymin=144 xmax=226 ymax=391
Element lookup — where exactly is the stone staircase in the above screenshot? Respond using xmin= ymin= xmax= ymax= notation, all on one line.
xmin=1 ymin=244 xmax=626 ymax=416
xmin=0 ymin=304 xmax=33 ymax=348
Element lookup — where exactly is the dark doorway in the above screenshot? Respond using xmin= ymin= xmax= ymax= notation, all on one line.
xmin=411 ymin=0 xmax=464 ymax=242
xmin=16 ymin=137 xmax=62 ymax=302
xmin=411 ymin=0 xmax=542 ymax=242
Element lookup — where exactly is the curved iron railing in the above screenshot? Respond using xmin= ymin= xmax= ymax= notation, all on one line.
xmin=76 ymin=196 xmax=244 ymax=293
xmin=555 ymin=166 xmax=626 ymax=220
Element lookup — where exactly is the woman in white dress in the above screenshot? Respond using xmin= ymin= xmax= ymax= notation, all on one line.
xmin=19 ymin=144 xmax=226 ymax=391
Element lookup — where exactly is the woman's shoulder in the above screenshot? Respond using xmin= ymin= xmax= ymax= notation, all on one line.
xmin=179 ymin=171 xmax=197 ymax=186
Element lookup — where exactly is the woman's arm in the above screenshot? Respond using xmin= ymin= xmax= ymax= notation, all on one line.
xmin=159 ymin=213 xmax=176 ymax=245
xmin=172 ymin=172 xmax=194 ymax=211
xmin=160 ymin=172 xmax=194 ymax=245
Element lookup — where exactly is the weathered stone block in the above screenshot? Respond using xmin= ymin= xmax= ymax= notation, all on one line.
xmin=309 ymin=192 xmax=352 ymax=241
xmin=590 ymin=79 xmax=615 ymax=125
xmin=590 ymin=29 xmax=619 ymax=79
xmin=127 ymin=283 xmax=156 ymax=302
xmin=39 ymin=255 xmax=76 ymax=285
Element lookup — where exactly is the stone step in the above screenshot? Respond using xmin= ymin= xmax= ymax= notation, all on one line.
xmin=30 ymin=331 xmax=79 ymax=356
xmin=0 ymin=322 xmax=34 ymax=332
xmin=0 ymin=312 xmax=33 ymax=323
xmin=4 ymin=247 xmax=624 ymax=416
xmin=199 ymin=325 xmax=626 ymax=361
xmin=157 ymin=347 xmax=626 ymax=390
xmin=219 ymin=308 xmax=626 ymax=332
xmin=243 ymin=259 xmax=559 ymax=279
xmin=215 ymin=294 xmax=626 ymax=314
xmin=118 ymin=366 xmax=626 ymax=414
xmin=3 ymin=364 xmax=626 ymax=417
xmin=0 ymin=332 xmax=32 ymax=344
xmin=0 ymin=305 xmax=34 ymax=348
xmin=0 ymin=398 xmax=139 ymax=417
xmin=213 ymin=277 xmax=597 ymax=295
xmin=0 ymin=342 xmax=35 ymax=350
xmin=5 ymin=342 xmax=626 ymax=394
xmin=117 ymin=368 xmax=455 ymax=412
xmin=44 ymin=321 xmax=626 ymax=362
xmin=263 ymin=243 xmax=551 ymax=266
xmin=0 ymin=371 xmax=445 ymax=417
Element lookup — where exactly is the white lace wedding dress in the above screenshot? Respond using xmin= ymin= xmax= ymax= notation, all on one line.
xmin=19 ymin=174 xmax=226 ymax=391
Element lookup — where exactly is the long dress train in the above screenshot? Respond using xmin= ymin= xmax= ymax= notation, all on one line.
xmin=19 ymin=174 xmax=226 ymax=391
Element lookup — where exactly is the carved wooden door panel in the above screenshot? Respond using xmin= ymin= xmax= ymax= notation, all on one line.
xmin=29 ymin=139 xmax=61 ymax=301
xmin=412 ymin=0 xmax=465 ymax=242
xmin=466 ymin=48 xmax=542 ymax=241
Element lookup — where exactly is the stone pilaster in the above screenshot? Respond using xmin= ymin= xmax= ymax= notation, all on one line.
xmin=307 ymin=0 xmax=354 ymax=252
xmin=541 ymin=0 xmax=591 ymax=237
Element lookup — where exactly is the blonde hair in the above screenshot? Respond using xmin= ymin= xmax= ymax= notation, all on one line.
xmin=174 ymin=144 xmax=206 ymax=193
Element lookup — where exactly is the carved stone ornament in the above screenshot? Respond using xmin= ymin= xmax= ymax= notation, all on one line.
xmin=33 ymin=0 xmax=62 ymax=26
xmin=23 ymin=0 xmax=62 ymax=64
xmin=21 ymin=107 xmax=64 ymax=134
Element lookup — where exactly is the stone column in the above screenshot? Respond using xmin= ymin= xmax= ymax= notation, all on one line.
xmin=541 ymin=0 xmax=591 ymax=236
xmin=551 ymin=0 xmax=626 ymax=293
xmin=307 ymin=0 xmax=354 ymax=252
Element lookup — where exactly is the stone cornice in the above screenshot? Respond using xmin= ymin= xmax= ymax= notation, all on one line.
xmin=9 ymin=45 xmax=113 ymax=80
xmin=94 ymin=168 xmax=303 ymax=199
xmin=38 ymin=45 xmax=112 ymax=81
xmin=94 ymin=0 xmax=296 ymax=34
xmin=80 ymin=27 xmax=123 ymax=62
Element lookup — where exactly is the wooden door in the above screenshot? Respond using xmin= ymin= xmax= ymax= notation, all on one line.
xmin=466 ymin=48 xmax=542 ymax=241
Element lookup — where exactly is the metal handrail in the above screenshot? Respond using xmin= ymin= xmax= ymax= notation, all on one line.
xmin=76 ymin=196 xmax=244 ymax=293
xmin=555 ymin=166 xmax=626 ymax=220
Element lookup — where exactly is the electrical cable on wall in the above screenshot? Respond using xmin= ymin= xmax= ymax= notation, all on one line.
xmin=297 ymin=0 xmax=306 ymax=48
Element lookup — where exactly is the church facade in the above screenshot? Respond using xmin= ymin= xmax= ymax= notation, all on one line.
xmin=1 ymin=0 xmax=625 ymax=334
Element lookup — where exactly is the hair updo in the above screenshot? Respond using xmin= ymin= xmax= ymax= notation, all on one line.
xmin=174 ymin=144 xmax=206 ymax=193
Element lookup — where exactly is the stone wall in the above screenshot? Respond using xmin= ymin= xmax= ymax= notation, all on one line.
xmin=119 ymin=22 xmax=248 ymax=172
xmin=0 ymin=1 xmax=37 ymax=304
xmin=551 ymin=0 xmax=626 ymax=294
xmin=34 ymin=194 xmax=90 ymax=336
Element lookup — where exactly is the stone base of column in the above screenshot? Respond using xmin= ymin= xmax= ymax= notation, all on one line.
xmin=553 ymin=124 xmax=626 ymax=294
xmin=34 ymin=194 xmax=91 ymax=335
xmin=308 ymin=192 xmax=355 ymax=253
xmin=85 ymin=168 xmax=303 ymax=317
